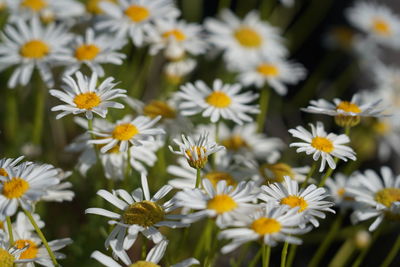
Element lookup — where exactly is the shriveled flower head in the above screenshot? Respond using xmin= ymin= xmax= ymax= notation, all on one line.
xmin=289 ymin=122 xmax=356 ymax=172
xmin=169 ymin=132 xmax=225 ymax=169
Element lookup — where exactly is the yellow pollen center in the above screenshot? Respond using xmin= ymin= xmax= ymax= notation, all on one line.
xmin=280 ymin=195 xmax=308 ymax=212
xmin=375 ymin=188 xmax=400 ymax=207
xmin=234 ymin=27 xmax=262 ymax=48
xmin=143 ymin=101 xmax=176 ymax=119
xmin=0 ymin=221 xmax=3 ymax=230
xmin=125 ymin=5 xmax=150 ymax=22
xmin=372 ymin=18 xmax=391 ymax=36
xmin=129 ymin=261 xmax=160 ymax=267
xmin=20 ymin=40 xmax=49 ymax=59
xmin=251 ymin=217 xmax=281 ymax=235
xmin=207 ymin=194 xmax=237 ymax=214
xmin=257 ymin=64 xmax=279 ymax=77
xmin=73 ymin=92 xmax=101 ymax=110
xmin=162 ymin=29 xmax=186 ymax=42
xmin=311 ymin=137 xmax=334 ymax=153
xmin=123 ymin=201 xmax=164 ymax=227
xmin=373 ymin=121 xmax=390 ymax=135
xmin=337 ymin=188 xmax=345 ymax=197
xmin=0 ymin=168 xmax=8 ymax=177
xmin=222 ymin=135 xmax=249 ymax=151
xmin=185 ymin=146 xmax=208 ymax=169
xmin=206 ymin=91 xmax=232 ymax=108
xmin=261 ymin=163 xmax=295 ymax=183
xmin=86 ymin=0 xmax=116 ymax=14
xmin=0 ymin=248 xmax=15 ymax=267
xmin=112 ymin=123 xmax=139 ymax=141
xmin=204 ymin=171 xmax=236 ymax=187
xmin=336 ymin=101 xmax=361 ymax=113
xmin=14 ymin=240 xmax=38 ymax=259
xmin=2 ymin=178 xmax=29 ymax=199
xmin=75 ymin=44 xmax=100 ymax=61
xmin=21 ymin=0 xmax=47 ymax=11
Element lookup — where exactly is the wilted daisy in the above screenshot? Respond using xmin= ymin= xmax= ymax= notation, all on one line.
xmin=50 ymin=71 xmax=127 ymax=120
xmin=169 ymin=132 xmax=225 ymax=169
xmin=260 ymin=176 xmax=335 ymax=227
xmin=96 ymin=0 xmax=179 ymax=46
xmin=85 ymin=174 xmax=187 ymax=251
xmin=0 ymin=17 xmax=72 ymax=88
xmin=289 ymin=122 xmax=356 ymax=172
xmin=348 ymin=167 xmax=400 ymax=231
xmin=176 ymin=79 xmax=259 ymax=125
xmin=301 ymin=94 xmax=386 ymax=127
xmin=175 ymin=179 xmax=257 ymax=228
xmin=218 ymin=203 xmax=309 ymax=254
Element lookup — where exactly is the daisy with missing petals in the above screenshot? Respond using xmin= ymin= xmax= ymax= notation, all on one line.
xmin=218 ymin=203 xmax=309 ymax=254
xmin=301 ymin=94 xmax=386 ymax=127
xmin=169 ymin=132 xmax=225 ymax=169
xmin=0 ymin=17 xmax=72 ymax=88
xmin=96 ymin=0 xmax=179 ymax=46
xmin=85 ymin=174 xmax=187 ymax=251
xmin=259 ymin=176 xmax=335 ymax=228
xmin=175 ymin=179 xmax=258 ymax=228
xmin=289 ymin=122 xmax=356 ymax=172
xmin=347 ymin=167 xmax=400 ymax=231
xmin=50 ymin=71 xmax=127 ymax=120
xmin=0 ymin=162 xmax=59 ymax=220
xmin=0 ymin=232 xmax=35 ymax=267
xmin=176 ymin=79 xmax=259 ymax=125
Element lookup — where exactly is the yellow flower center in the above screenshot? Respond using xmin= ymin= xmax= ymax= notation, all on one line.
xmin=0 ymin=248 xmax=15 ymax=267
xmin=185 ymin=146 xmax=208 ymax=169
xmin=125 ymin=5 xmax=150 ymax=22
xmin=0 ymin=221 xmax=3 ymax=230
xmin=2 ymin=178 xmax=29 ymax=199
xmin=162 ymin=29 xmax=186 ymax=42
xmin=234 ymin=27 xmax=262 ymax=48
xmin=311 ymin=137 xmax=334 ymax=153
xmin=372 ymin=18 xmax=391 ymax=36
xmin=86 ymin=0 xmax=116 ymax=14
xmin=260 ymin=163 xmax=295 ymax=183
xmin=280 ymin=195 xmax=308 ymax=212
xmin=14 ymin=240 xmax=38 ymax=259
xmin=206 ymin=91 xmax=232 ymax=108
xmin=257 ymin=64 xmax=279 ymax=77
xmin=222 ymin=135 xmax=249 ymax=151
xmin=207 ymin=194 xmax=237 ymax=214
xmin=251 ymin=217 xmax=281 ymax=235
xmin=375 ymin=188 xmax=400 ymax=208
xmin=129 ymin=261 xmax=160 ymax=267
xmin=204 ymin=171 xmax=236 ymax=187
xmin=123 ymin=200 xmax=164 ymax=227
xmin=336 ymin=101 xmax=361 ymax=113
xmin=95 ymin=137 xmax=120 ymax=154
xmin=0 ymin=168 xmax=8 ymax=177
xmin=21 ymin=0 xmax=47 ymax=11
xmin=373 ymin=121 xmax=390 ymax=135
xmin=337 ymin=188 xmax=345 ymax=197
xmin=20 ymin=40 xmax=49 ymax=59
xmin=143 ymin=101 xmax=176 ymax=119
xmin=73 ymin=92 xmax=101 ymax=110
xmin=75 ymin=44 xmax=100 ymax=61
xmin=112 ymin=123 xmax=139 ymax=141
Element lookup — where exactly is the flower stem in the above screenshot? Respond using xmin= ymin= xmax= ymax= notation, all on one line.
xmin=195 ymin=168 xmax=202 ymax=188
xmin=351 ymin=224 xmax=383 ymax=267
xmin=23 ymin=208 xmax=59 ymax=266
xmin=379 ymin=234 xmax=400 ymax=267
xmin=328 ymin=238 xmax=355 ymax=267
xmin=257 ymin=88 xmax=270 ymax=133
xmin=318 ymin=157 xmax=340 ymax=187
xmin=286 ymin=244 xmax=297 ymax=267
xmin=6 ymin=216 xmax=14 ymax=245
xmin=33 ymin=78 xmax=46 ymax=145
xmin=281 ymin=241 xmax=289 ymax=267
xmin=262 ymin=243 xmax=271 ymax=267
xmin=249 ymin=248 xmax=262 ymax=267
xmin=301 ymin=161 xmax=317 ymax=188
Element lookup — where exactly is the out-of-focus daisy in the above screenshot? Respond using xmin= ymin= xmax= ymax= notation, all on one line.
xmin=175 ymin=179 xmax=257 ymax=228
xmin=96 ymin=0 xmax=179 ymax=46
xmin=301 ymin=94 xmax=386 ymax=127
xmin=0 ymin=232 xmax=35 ymax=267
xmin=0 ymin=157 xmax=24 ymax=177
xmin=289 ymin=122 xmax=356 ymax=172
xmin=260 ymin=176 xmax=335 ymax=227
xmin=325 ymin=173 xmax=357 ymax=209
xmin=50 ymin=71 xmax=127 ymax=120
xmin=169 ymin=132 xmax=225 ymax=169
xmin=258 ymin=162 xmax=309 ymax=184
xmin=205 ymin=9 xmax=286 ymax=67
xmin=85 ymin=174 xmax=187 ymax=251
xmin=40 ymin=168 xmax=74 ymax=202
xmin=346 ymin=2 xmax=400 ymax=49
xmin=61 ymin=28 xmax=126 ymax=77
xmin=218 ymin=203 xmax=309 ymax=254
xmin=176 ymin=79 xmax=259 ymax=125
xmin=348 ymin=167 xmax=400 ymax=231
xmin=163 ymin=58 xmax=197 ymax=85
xmin=280 ymin=0 xmax=295 ymax=7
xmin=0 ymin=17 xmax=72 ymax=88
xmin=324 ymin=26 xmax=357 ymax=51
xmin=0 ymin=162 xmax=59 ymax=220
xmin=86 ymin=0 xmax=116 ymax=15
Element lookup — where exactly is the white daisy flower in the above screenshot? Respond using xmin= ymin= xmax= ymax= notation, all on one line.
xmin=346 ymin=1 xmax=400 ymax=49
xmin=61 ymin=28 xmax=126 ymax=77
xmin=96 ymin=0 xmax=180 ymax=47
xmin=0 ymin=157 xmax=25 ymax=177
xmin=86 ymin=0 xmax=116 ymax=15
xmin=205 ymin=9 xmax=287 ymax=67
xmin=85 ymin=173 xmax=187 ymax=251
xmin=175 ymin=179 xmax=258 ymax=228
xmin=176 ymin=79 xmax=259 ymax=125
xmin=347 ymin=167 xmax=400 ymax=231
xmin=0 ymin=162 xmax=59 ymax=220
xmin=50 ymin=71 xmax=127 ymax=120
xmin=259 ymin=176 xmax=335 ymax=228
xmin=218 ymin=203 xmax=309 ymax=254
xmin=301 ymin=94 xmax=387 ymax=127
xmin=258 ymin=161 xmax=310 ymax=185
xmin=280 ymin=0 xmax=295 ymax=7
xmin=163 ymin=58 xmax=197 ymax=85
xmin=40 ymin=168 xmax=74 ymax=202
xmin=0 ymin=232 xmax=35 ymax=267
xmin=0 ymin=17 xmax=73 ymax=88
xmin=325 ymin=173 xmax=358 ymax=209
xmin=169 ymin=132 xmax=225 ymax=169
xmin=289 ymin=122 xmax=356 ymax=172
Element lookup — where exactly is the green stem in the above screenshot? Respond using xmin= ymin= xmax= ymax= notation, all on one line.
xmin=301 ymin=161 xmax=317 ymax=188
xmin=257 ymin=88 xmax=270 ymax=133
xmin=286 ymin=244 xmax=297 ymax=267
xmin=328 ymin=238 xmax=355 ymax=267
xmin=5 ymin=88 xmax=18 ymax=145
xmin=262 ymin=244 xmax=271 ymax=267
xmin=6 ymin=216 xmax=14 ymax=245
xmin=218 ymin=0 xmax=231 ymax=11
xmin=281 ymin=241 xmax=289 ymax=267
xmin=318 ymin=157 xmax=340 ymax=187
xmin=195 ymin=168 xmax=202 ymax=188
xmin=23 ymin=208 xmax=58 ymax=266
xmin=249 ymin=248 xmax=262 ymax=267
xmin=33 ymin=78 xmax=46 ymax=145
xmin=351 ymin=224 xmax=384 ymax=267
xmin=380 ymin=234 xmax=400 ymax=267
xmin=260 ymin=0 xmax=277 ymax=19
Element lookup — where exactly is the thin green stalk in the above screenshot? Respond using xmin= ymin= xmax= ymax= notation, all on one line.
xmin=328 ymin=238 xmax=355 ymax=267
xmin=318 ymin=157 xmax=340 ymax=187
xmin=262 ymin=244 xmax=271 ymax=267
xmin=23 ymin=208 xmax=58 ymax=266
xmin=286 ymin=244 xmax=297 ymax=267
xmin=257 ymin=88 xmax=270 ymax=133
xmin=195 ymin=168 xmax=202 ymax=188
xmin=380 ymin=234 xmax=400 ymax=267
xmin=6 ymin=216 xmax=14 ymax=245
xmin=351 ymin=224 xmax=384 ymax=267
xmin=33 ymin=78 xmax=46 ymax=145
xmin=232 ymin=243 xmax=251 ymax=267
xmin=5 ymin=88 xmax=18 ymax=145
xmin=281 ymin=241 xmax=289 ymax=267
xmin=249 ymin=248 xmax=262 ymax=267
xmin=260 ymin=0 xmax=277 ymax=19
xmin=301 ymin=161 xmax=317 ymax=188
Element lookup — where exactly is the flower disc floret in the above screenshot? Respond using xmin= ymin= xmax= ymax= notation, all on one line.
xmin=123 ymin=201 xmax=165 ymax=227
xmin=20 ymin=40 xmax=49 ymax=59
xmin=205 ymin=171 xmax=236 ymax=187
xmin=15 ymin=240 xmax=38 ymax=259
xmin=261 ymin=163 xmax=295 ymax=183
xmin=206 ymin=91 xmax=232 ymax=108
xmin=162 ymin=29 xmax=186 ymax=41
xmin=221 ymin=135 xmax=249 ymax=151
xmin=207 ymin=194 xmax=238 ymax=214
xmin=0 ymin=248 xmax=15 ymax=267
xmin=73 ymin=92 xmax=101 ymax=110
xmin=75 ymin=44 xmax=100 ymax=61
xmin=125 ymin=5 xmax=150 ymax=22
xmin=3 ymin=178 xmax=29 ymax=199
xmin=311 ymin=137 xmax=334 ymax=153
xmin=280 ymin=195 xmax=308 ymax=212
xmin=0 ymin=168 xmax=8 ymax=177
xmin=372 ymin=18 xmax=391 ymax=35
xmin=21 ymin=0 xmax=48 ymax=11
xmin=112 ymin=124 xmax=139 ymax=141
xmin=257 ymin=64 xmax=279 ymax=77
xmin=374 ymin=188 xmax=400 ymax=207
xmin=130 ymin=262 xmax=160 ymax=267
xmin=251 ymin=217 xmax=282 ymax=235
xmin=234 ymin=27 xmax=262 ymax=47
xmin=143 ymin=101 xmax=176 ymax=119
